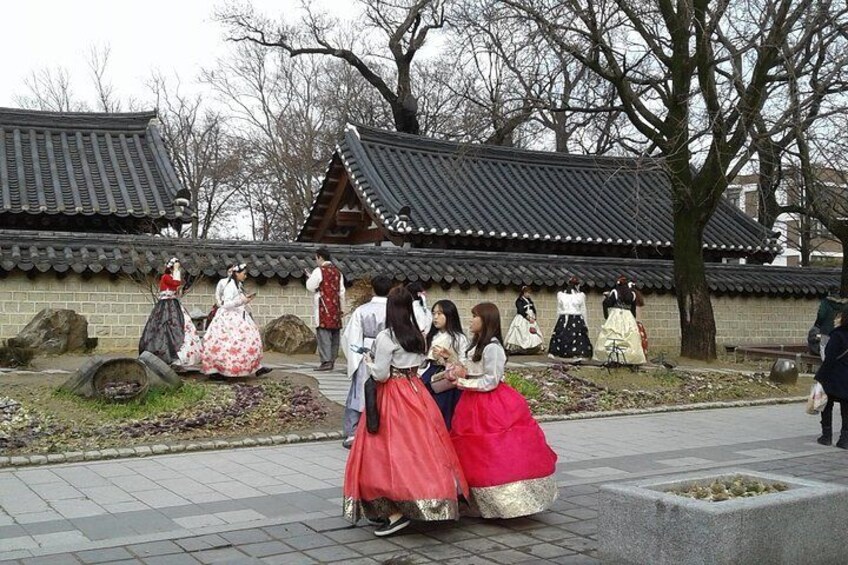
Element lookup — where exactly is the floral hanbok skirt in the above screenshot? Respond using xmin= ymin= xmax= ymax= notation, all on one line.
xmin=505 ymin=315 xmax=544 ymax=354
xmin=592 ymin=308 xmax=647 ymax=365
xmin=450 ymin=383 xmax=558 ymax=519
xmin=343 ymin=367 xmax=468 ymax=523
xmin=138 ymin=298 xmax=201 ymax=366
xmin=548 ymin=314 xmax=593 ymax=359
xmin=201 ymin=308 xmax=263 ymax=377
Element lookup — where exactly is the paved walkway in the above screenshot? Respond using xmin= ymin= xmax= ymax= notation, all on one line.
xmin=1 ymin=403 xmax=845 ymax=564
xmin=272 ymin=358 xmax=570 ymax=406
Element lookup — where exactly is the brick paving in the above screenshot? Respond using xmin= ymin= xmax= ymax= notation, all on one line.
xmin=2 ymin=403 xmax=846 ymax=564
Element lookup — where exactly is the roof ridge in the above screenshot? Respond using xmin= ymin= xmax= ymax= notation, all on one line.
xmin=0 ymin=108 xmax=158 ymax=131
xmin=349 ymin=123 xmax=664 ymax=169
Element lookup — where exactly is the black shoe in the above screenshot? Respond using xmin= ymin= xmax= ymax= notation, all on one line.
xmin=374 ymin=516 xmax=410 ymax=537
xmin=837 ymin=436 xmax=848 ymax=449
xmin=314 ymin=362 xmax=332 ymax=372
xmin=342 ymin=436 xmax=355 ymax=450
xmin=255 ymin=367 xmax=272 ymax=377
xmin=366 ymin=517 xmax=387 ymax=526
xmin=818 ymin=435 xmax=833 ymax=446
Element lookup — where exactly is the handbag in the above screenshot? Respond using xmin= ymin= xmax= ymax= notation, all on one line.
xmin=364 ymin=376 xmax=380 ymax=433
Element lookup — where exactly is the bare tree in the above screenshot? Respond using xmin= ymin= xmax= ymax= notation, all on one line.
xmin=204 ymin=42 xmax=340 ymax=240
xmin=14 ymin=67 xmax=87 ymax=112
xmin=87 ymin=45 xmax=123 ymax=113
xmin=149 ymin=75 xmax=244 ymax=239
xmin=219 ymin=0 xmax=447 ymax=135
xmin=504 ymin=0 xmax=848 ymax=360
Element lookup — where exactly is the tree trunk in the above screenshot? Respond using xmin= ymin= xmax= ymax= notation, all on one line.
xmin=673 ymin=205 xmax=718 ymax=360
xmin=841 ymin=238 xmax=848 ymax=297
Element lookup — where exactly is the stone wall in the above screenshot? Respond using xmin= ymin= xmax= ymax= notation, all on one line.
xmin=0 ymin=271 xmax=820 ymax=354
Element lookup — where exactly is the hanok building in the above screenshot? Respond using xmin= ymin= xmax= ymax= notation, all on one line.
xmin=0 ymin=113 xmax=838 ymax=350
xmin=299 ymin=126 xmax=781 ymax=263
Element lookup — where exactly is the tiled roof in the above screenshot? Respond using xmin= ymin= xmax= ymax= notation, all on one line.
xmin=299 ymin=125 xmax=781 ymax=260
xmin=0 ymin=108 xmax=188 ymax=225
xmin=0 ymin=230 xmax=833 ymax=297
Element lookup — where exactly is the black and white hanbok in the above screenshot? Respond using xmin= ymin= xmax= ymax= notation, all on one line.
xmin=505 ymin=296 xmax=544 ymax=354
xmin=549 ymin=290 xmax=593 ymax=359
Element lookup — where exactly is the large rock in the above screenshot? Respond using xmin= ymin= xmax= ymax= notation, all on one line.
xmin=9 ymin=309 xmax=90 ymax=354
xmin=263 ymin=315 xmax=317 ymax=354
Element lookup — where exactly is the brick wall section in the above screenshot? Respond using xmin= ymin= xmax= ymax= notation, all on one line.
xmin=0 ymin=272 xmax=820 ymax=353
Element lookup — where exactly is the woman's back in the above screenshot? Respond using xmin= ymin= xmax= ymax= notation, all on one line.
xmin=371 ymin=329 xmax=425 ymax=380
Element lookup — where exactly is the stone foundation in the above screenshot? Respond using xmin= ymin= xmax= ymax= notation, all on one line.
xmin=0 ymin=271 xmax=820 ymax=353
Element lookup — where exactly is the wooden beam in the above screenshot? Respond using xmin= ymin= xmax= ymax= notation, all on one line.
xmin=349 ymin=228 xmax=387 ymax=245
xmin=335 ymin=209 xmax=365 ymax=227
xmin=312 ymin=173 xmax=352 ymax=242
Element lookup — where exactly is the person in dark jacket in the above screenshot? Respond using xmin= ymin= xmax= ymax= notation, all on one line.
xmin=814 ymin=289 xmax=848 ymax=361
xmin=814 ymin=314 xmax=848 ymax=448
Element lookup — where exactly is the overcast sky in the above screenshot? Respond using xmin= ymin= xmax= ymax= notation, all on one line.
xmin=1 ymin=0 xmax=355 ymax=109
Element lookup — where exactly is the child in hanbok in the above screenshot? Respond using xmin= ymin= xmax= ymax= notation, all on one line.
xmin=344 ymin=287 xmax=468 ymax=537
xmin=139 ymin=258 xmax=201 ymax=367
xmin=549 ymin=276 xmax=593 ymax=359
xmin=201 ymin=264 xmax=264 ymax=377
xmin=421 ymin=300 xmax=469 ymax=429
xmin=505 ymin=286 xmax=544 ymax=354
xmin=593 ymin=276 xmax=647 ymax=365
xmin=447 ymin=302 xmax=558 ymax=519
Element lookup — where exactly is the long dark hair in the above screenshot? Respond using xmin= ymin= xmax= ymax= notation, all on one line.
xmin=427 ymin=300 xmax=465 ymax=352
xmin=613 ymin=276 xmax=634 ymax=303
xmin=386 ymin=287 xmax=426 ymax=354
xmin=467 ymin=302 xmax=503 ymax=363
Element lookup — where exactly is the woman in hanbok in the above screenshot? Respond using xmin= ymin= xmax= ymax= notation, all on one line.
xmin=344 ymin=287 xmax=468 ymax=537
xmin=504 ymin=286 xmax=544 ymax=354
xmin=139 ymin=258 xmax=202 ymax=367
xmin=421 ymin=300 xmax=469 ymax=429
xmin=549 ymin=276 xmax=593 ymax=359
xmin=446 ymin=302 xmax=558 ymax=519
xmin=201 ymin=264 xmax=264 ymax=377
xmin=592 ymin=276 xmax=647 ymax=365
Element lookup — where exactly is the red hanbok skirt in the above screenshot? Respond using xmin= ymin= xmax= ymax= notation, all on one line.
xmin=637 ymin=321 xmax=649 ymax=357
xmin=343 ymin=369 xmax=469 ymax=523
xmin=451 ymin=383 xmax=558 ymax=518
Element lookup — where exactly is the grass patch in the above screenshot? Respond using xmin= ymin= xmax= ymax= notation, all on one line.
xmin=505 ymin=371 xmax=542 ymax=400
xmin=52 ymin=382 xmax=208 ymax=420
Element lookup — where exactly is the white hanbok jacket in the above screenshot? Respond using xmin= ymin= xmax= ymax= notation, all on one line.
xmin=340 ymin=296 xmax=387 ymax=412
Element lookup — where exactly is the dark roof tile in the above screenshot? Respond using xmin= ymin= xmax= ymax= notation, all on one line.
xmin=0 ymin=108 xmax=188 ymax=223
xmin=299 ymin=125 xmax=780 ymax=259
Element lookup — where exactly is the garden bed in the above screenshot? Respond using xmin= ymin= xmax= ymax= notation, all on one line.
xmin=0 ymin=360 xmax=808 ymax=458
xmin=0 ymin=373 xmax=341 ymax=456
xmin=505 ymin=364 xmax=809 ymax=415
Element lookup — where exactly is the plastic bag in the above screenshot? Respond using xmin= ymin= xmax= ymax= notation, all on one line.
xmin=806 ymin=382 xmax=828 ymax=415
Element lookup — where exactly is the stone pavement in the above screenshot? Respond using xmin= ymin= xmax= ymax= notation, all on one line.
xmin=2 ymin=403 xmax=846 ymax=564
xmin=270 ymin=358 xmax=556 ymax=406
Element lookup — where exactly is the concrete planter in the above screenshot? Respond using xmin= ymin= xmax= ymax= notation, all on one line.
xmin=599 ymin=470 xmax=848 ymax=565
